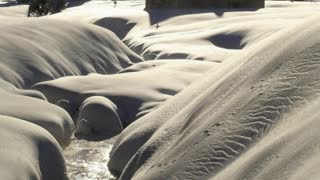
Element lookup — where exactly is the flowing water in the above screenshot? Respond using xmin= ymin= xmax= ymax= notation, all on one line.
xmin=64 ymin=137 xmax=117 ymax=180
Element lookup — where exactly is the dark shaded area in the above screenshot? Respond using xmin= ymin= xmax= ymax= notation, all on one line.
xmin=208 ymin=33 xmax=247 ymax=49
xmin=38 ymin=138 xmax=68 ymax=180
xmin=145 ymin=8 xmax=260 ymax=25
xmin=75 ymin=131 xmax=118 ymax=141
xmin=156 ymin=52 xmax=190 ymax=60
xmin=94 ymin=17 xmax=136 ymax=40
xmin=145 ymin=0 xmax=265 ymax=9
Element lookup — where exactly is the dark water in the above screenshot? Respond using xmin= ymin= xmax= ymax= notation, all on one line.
xmin=64 ymin=138 xmax=117 ymax=180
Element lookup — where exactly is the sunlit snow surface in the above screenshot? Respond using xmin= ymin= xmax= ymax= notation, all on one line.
xmin=64 ymin=138 xmax=117 ymax=180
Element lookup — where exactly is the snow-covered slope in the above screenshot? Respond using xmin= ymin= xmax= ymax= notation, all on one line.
xmin=34 ymin=60 xmax=215 ymax=139
xmin=1 ymin=1 xmax=320 ymax=180
xmin=108 ymin=14 xmax=320 ymax=179
xmin=0 ymin=115 xmax=67 ymax=180
xmin=0 ymin=17 xmax=142 ymax=88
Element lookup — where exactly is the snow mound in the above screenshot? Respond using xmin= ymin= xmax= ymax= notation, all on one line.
xmin=0 ymin=82 xmax=74 ymax=147
xmin=0 ymin=17 xmax=142 ymax=88
xmin=52 ymin=1 xmax=320 ymax=62
xmin=75 ymin=96 xmax=123 ymax=140
xmin=0 ymin=115 xmax=67 ymax=180
xmin=108 ymin=15 xmax=320 ymax=179
xmin=33 ymin=60 xmax=215 ymax=138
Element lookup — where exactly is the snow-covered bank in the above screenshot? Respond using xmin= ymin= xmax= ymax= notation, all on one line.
xmin=0 ymin=6 xmax=143 ymax=179
xmin=0 ymin=79 xmax=74 ymax=147
xmin=53 ymin=1 xmax=320 ymax=62
xmin=0 ymin=13 xmax=142 ymax=153
xmin=0 ymin=0 xmax=320 ymax=179
xmin=0 ymin=115 xmax=67 ymax=180
xmin=108 ymin=14 xmax=320 ymax=179
xmin=33 ymin=60 xmax=215 ymax=139
xmin=0 ymin=17 xmax=142 ymax=88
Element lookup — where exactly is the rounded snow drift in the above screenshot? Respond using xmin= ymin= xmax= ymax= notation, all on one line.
xmin=75 ymin=96 xmax=123 ymax=140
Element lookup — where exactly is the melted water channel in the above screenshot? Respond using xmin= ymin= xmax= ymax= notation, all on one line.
xmin=64 ymin=138 xmax=117 ymax=180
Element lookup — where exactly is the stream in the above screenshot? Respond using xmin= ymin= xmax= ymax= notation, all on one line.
xmin=64 ymin=137 xmax=117 ymax=180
